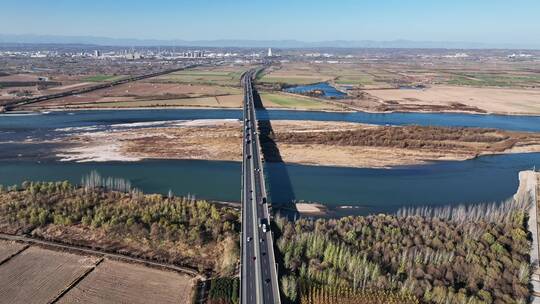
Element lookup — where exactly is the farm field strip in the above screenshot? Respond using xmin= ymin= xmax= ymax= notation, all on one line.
xmin=58 ymin=259 xmax=194 ymax=304
xmin=0 ymin=239 xmax=28 ymax=265
xmin=153 ymin=66 xmax=247 ymax=86
xmin=364 ymin=85 xmax=540 ymax=115
xmin=61 ymin=95 xmax=244 ymax=109
xmin=0 ymin=236 xmax=198 ymax=304
xmin=0 ymin=246 xmax=100 ymax=304
xmin=0 ymin=233 xmax=201 ymax=277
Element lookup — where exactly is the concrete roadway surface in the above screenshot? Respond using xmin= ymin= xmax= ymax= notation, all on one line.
xmin=240 ymin=70 xmax=281 ymax=304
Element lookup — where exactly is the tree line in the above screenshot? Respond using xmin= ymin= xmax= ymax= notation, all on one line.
xmin=0 ymin=180 xmax=240 ymax=275
xmin=275 ymin=196 xmax=532 ymax=304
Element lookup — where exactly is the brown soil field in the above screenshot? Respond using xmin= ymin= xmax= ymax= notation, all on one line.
xmin=58 ymin=259 xmax=194 ymax=304
xmin=0 ymin=239 xmax=26 ymax=263
xmin=54 ymin=119 xmax=540 ymax=168
xmin=47 ymin=82 xmax=94 ymax=91
xmin=29 ymin=82 xmax=241 ymax=109
xmin=109 ymin=82 xmax=240 ymax=97
xmin=364 ymin=85 xmax=540 ymax=115
xmin=60 ymin=96 xmax=243 ymax=109
xmin=0 ymin=246 xmax=99 ymax=304
xmin=0 ymin=74 xmax=42 ymax=82
xmin=0 ymin=86 xmax=41 ymax=103
xmin=215 ymin=94 xmax=243 ymax=107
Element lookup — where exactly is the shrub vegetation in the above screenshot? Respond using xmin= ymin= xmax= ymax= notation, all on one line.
xmin=208 ymin=277 xmax=240 ymax=304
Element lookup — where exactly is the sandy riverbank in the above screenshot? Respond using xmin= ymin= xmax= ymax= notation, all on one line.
xmin=48 ymin=119 xmax=540 ymax=168
xmin=295 ymin=203 xmax=328 ymax=216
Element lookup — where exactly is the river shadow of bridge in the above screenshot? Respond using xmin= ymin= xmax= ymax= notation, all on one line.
xmin=253 ymin=89 xmax=299 ymax=220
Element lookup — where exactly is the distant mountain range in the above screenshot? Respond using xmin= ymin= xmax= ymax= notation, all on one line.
xmin=1 ymin=34 xmax=538 ymax=49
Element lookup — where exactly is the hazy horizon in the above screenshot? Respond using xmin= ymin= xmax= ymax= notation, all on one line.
xmin=1 ymin=0 xmax=539 ymax=48
xmin=1 ymin=33 xmax=539 ymax=50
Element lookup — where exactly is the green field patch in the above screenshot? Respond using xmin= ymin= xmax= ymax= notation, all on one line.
xmin=208 ymin=277 xmax=239 ymax=304
xmin=335 ymin=75 xmax=375 ymax=85
xmin=447 ymin=73 xmax=540 ymax=87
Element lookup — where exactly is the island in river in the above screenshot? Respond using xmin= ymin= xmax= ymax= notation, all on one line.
xmin=50 ymin=119 xmax=540 ymax=168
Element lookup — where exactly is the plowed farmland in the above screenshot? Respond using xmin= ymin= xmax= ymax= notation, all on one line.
xmin=58 ymin=259 xmax=194 ymax=304
xmin=0 ymin=246 xmax=100 ymax=304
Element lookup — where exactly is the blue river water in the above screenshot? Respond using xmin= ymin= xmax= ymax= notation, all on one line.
xmin=0 ymin=153 xmax=538 ymax=216
xmin=1 ymin=108 xmax=540 ymax=139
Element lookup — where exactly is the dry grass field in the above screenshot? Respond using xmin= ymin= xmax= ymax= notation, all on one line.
xmin=365 ymin=85 xmax=540 ymax=115
xmin=0 ymin=246 xmax=100 ymax=304
xmin=58 ymin=259 xmax=194 ymax=304
xmin=260 ymin=92 xmax=343 ymax=110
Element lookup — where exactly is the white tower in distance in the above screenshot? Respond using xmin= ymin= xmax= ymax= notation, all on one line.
xmin=267 ymin=48 xmax=272 ymax=57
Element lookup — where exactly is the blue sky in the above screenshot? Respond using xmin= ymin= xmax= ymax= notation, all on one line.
xmin=1 ymin=0 xmax=539 ymax=44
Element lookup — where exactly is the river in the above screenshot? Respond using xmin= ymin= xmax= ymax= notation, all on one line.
xmin=1 ymin=109 xmax=540 ymax=216
xmin=0 ymin=153 xmax=539 ymax=216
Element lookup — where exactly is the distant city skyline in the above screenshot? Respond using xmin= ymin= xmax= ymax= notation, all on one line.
xmin=1 ymin=0 xmax=539 ymax=48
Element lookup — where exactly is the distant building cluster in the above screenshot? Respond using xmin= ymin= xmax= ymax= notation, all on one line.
xmin=508 ymin=53 xmax=533 ymax=59
xmin=180 ymin=51 xmax=204 ymax=58
xmin=0 ymin=47 xmax=285 ymax=61
xmin=2 ymin=47 xmax=535 ymax=65
xmin=443 ymin=53 xmax=469 ymax=58
xmin=303 ymin=52 xmax=335 ymax=58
